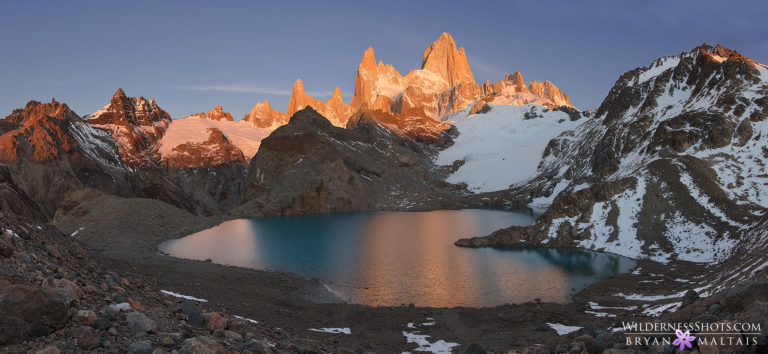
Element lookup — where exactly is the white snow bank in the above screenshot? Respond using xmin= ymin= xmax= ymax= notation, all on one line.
xmin=546 ymin=323 xmax=583 ymax=335
xmin=402 ymin=331 xmax=459 ymax=353
xmin=160 ymin=116 xmax=274 ymax=158
xmin=613 ymin=290 xmax=686 ymax=301
xmin=233 ymin=315 xmax=259 ymax=324
xmin=160 ymin=289 xmax=208 ymax=302
xmin=309 ymin=327 xmax=351 ymax=335
xmin=437 ymin=104 xmax=585 ymax=192
xmin=642 ymin=302 xmax=682 ymax=316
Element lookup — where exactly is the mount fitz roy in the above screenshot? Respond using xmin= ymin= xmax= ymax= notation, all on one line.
xmin=1 ymin=32 xmax=767 ymax=273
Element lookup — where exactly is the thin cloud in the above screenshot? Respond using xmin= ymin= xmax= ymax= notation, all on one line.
xmin=177 ymin=84 xmax=334 ymax=98
xmin=177 ymin=84 xmax=292 ymax=95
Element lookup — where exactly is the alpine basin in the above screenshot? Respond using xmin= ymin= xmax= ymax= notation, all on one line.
xmin=159 ymin=209 xmax=635 ymax=307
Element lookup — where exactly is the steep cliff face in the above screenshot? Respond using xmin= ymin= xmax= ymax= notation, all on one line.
xmin=234 ymin=107 xmax=472 ymax=217
xmin=457 ymin=44 xmax=768 ymax=265
xmin=285 ymin=79 xmax=351 ymax=127
xmin=86 ymin=89 xmax=172 ymax=167
xmin=349 ymin=32 xmax=574 ymax=123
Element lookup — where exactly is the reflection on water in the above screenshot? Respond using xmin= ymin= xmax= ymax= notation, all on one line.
xmin=159 ymin=209 xmax=635 ymax=307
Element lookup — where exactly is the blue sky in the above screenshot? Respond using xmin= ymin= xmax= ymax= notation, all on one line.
xmin=1 ymin=1 xmax=767 ymax=119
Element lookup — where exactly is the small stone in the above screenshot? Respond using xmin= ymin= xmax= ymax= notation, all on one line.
xmin=40 ymin=277 xmax=82 ymax=305
xmin=93 ymin=316 xmax=114 ymax=330
xmin=70 ymin=326 xmax=100 ymax=350
xmin=74 ymin=309 xmax=97 ymax=325
xmin=223 ymin=330 xmax=243 ymax=341
xmin=106 ymin=302 xmax=132 ymax=315
xmin=0 ymin=239 xmax=14 ymax=258
xmin=179 ymin=336 xmax=225 ymax=354
xmin=465 ymin=343 xmax=488 ymax=354
xmin=128 ymin=297 xmax=145 ymax=311
xmin=172 ymin=301 xmax=203 ymax=327
xmin=244 ymin=339 xmax=273 ymax=353
xmin=127 ymin=339 xmax=153 ymax=354
xmin=108 ymin=327 xmax=118 ymax=336
xmin=126 ymin=312 xmax=157 ymax=334
xmin=203 ymin=312 xmax=228 ymax=330
xmin=69 ymin=243 xmax=87 ymax=258
xmin=44 ymin=244 xmax=61 ymax=259
xmin=226 ymin=319 xmax=248 ymax=334
xmin=159 ymin=335 xmax=175 ymax=347
xmin=35 ymin=346 xmax=62 ymax=354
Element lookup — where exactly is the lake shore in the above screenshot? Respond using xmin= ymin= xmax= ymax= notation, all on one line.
xmin=53 ymin=191 xmax=709 ymax=352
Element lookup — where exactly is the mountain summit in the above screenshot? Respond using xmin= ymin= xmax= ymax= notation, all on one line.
xmin=246 ymin=32 xmax=573 ymax=131
xmin=421 ymin=32 xmax=475 ymax=87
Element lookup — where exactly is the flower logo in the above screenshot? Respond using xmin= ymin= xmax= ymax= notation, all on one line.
xmin=673 ymin=330 xmax=696 ymax=351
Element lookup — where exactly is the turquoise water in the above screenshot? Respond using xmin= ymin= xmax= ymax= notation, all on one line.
xmin=159 ymin=209 xmax=635 ymax=307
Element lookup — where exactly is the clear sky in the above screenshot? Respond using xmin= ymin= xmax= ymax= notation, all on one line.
xmin=1 ymin=0 xmax=767 ymax=119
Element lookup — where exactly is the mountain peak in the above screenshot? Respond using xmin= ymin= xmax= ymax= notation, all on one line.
xmin=244 ymin=100 xmax=288 ymax=128
xmin=361 ymin=47 xmax=376 ymax=71
xmin=421 ymin=32 xmax=475 ymax=86
xmin=113 ymin=88 xmax=127 ymax=99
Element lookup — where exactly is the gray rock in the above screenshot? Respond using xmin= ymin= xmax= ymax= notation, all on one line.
xmin=0 ymin=284 xmax=69 ymax=345
xmin=92 ymin=316 xmax=114 ymax=330
xmin=464 ymin=343 xmax=487 ymax=354
xmin=70 ymin=326 xmax=100 ymax=350
xmin=173 ymin=301 xmax=203 ymax=327
xmin=681 ymin=289 xmax=699 ymax=308
xmin=126 ymin=312 xmax=158 ymax=334
xmin=244 ymin=339 xmax=273 ymax=353
xmin=128 ymin=340 xmax=153 ymax=354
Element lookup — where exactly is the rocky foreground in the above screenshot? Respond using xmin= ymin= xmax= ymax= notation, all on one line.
xmin=2 ymin=190 xmax=768 ymax=353
xmin=0 ymin=212 xmax=359 ymax=353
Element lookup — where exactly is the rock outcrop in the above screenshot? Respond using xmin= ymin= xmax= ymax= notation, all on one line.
xmin=349 ymin=32 xmax=574 ymax=123
xmin=86 ymin=89 xmax=172 ymax=167
xmin=234 ymin=107 xmax=472 ymax=217
xmin=285 ymin=79 xmax=351 ymax=127
xmin=243 ymin=100 xmax=288 ymax=128
xmin=190 ymin=106 xmax=233 ymax=121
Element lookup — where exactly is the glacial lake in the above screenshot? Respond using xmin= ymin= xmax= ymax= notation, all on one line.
xmin=159 ymin=209 xmax=636 ymax=307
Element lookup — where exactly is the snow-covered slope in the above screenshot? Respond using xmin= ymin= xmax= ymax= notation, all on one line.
xmin=437 ymin=104 xmax=586 ymax=192
xmin=456 ymin=44 xmax=768 ymax=264
xmin=159 ymin=116 xmax=274 ymax=159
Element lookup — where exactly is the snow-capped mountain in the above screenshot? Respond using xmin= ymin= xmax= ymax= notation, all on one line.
xmin=349 ymin=33 xmax=574 ymax=122
xmin=456 ymin=44 xmax=768 ymax=264
xmin=86 ymin=88 xmax=171 ymax=167
xmin=244 ymin=32 xmax=574 ymax=135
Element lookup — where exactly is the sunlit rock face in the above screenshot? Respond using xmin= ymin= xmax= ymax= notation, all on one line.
xmin=85 ymin=88 xmax=172 ymax=167
xmin=243 ymin=100 xmax=289 ymax=129
xmin=285 ymin=79 xmax=351 ymax=127
xmin=349 ymin=32 xmax=574 ymax=124
xmin=243 ymin=32 xmax=574 ymax=138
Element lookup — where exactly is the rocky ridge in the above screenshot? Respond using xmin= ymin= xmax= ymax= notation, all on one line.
xmin=0 ymin=211 xmax=350 ymax=353
xmin=234 ymin=107 xmax=474 ymax=217
xmin=456 ymin=44 xmax=768 ymax=265
xmin=86 ymin=89 xmax=172 ymax=167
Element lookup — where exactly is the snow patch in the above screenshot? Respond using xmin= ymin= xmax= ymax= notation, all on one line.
xmin=309 ymin=328 xmax=350 ymax=335
xmin=160 ymin=290 xmax=208 ymax=302
xmin=546 ymin=323 xmax=583 ymax=335
xmin=402 ymin=331 xmax=459 ymax=353
xmin=437 ymin=104 xmax=585 ymax=192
